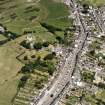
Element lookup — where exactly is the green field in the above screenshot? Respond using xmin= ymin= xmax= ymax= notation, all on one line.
xmin=0 ymin=0 xmax=72 ymax=43
xmin=77 ymin=0 xmax=105 ymax=6
xmin=0 ymin=0 xmax=42 ymax=35
xmin=32 ymin=24 xmax=57 ymax=43
xmin=0 ymin=42 xmax=23 ymax=105
xmin=0 ymin=34 xmax=7 ymax=41
xmin=40 ymin=0 xmax=69 ymax=19
xmin=0 ymin=0 xmax=71 ymax=35
xmin=96 ymin=89 xmax=105 ymax=102
xmin=40 ymin=0 xmax=71 ymax=30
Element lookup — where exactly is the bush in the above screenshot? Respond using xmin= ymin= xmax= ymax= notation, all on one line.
xmin=18 ymin=75 xmax=29 ymax=88
xmin=31 ymin=55 xmax=36 ymax=58
xmin=44 ymin=52 xmax=56 ymax=60
xmin=82 ymin=4 xmax=89 ymax=14
xmin=21 ymin=57 xmax=43 ymax=73
xmin=82 ymin=71 xmax=95 ymax=83
xmin=24 ymin=56 xmax=28 ymax=60
xmin=46 ymin=61 xmax=56 ymax=75
xmin=34 ymin=42 xmax=42 ymax=50
xmin=20 ymin=40 xmax=30 ymax=49
xmin=34 ymin=80 xmax=44 ymax=89
xmin=21 ymin=55 xmax=56 ymax=75
xmin=89 ymin=50 xmax=95 ymax=56
xmin=40 ymin=22 xmax=62 ymax=34
xmin=43 ymin=42 xmax=49 ymax=47
xmin=56 ymin=36 xmax=64 ymax=44
xmin=97 ymin=82 xmax=105 ymax=89
xmin=29 ymin=16 xmax=37 ymax=21
xmin=4 ymin=31 xmax=18 ymax=39
xmin=21 ymin=63 xmax=33 ymax=73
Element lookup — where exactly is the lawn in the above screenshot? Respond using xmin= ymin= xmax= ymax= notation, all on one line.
xmin=96 ymin=90 xmax=105 ymax=102
xmin=0 ymin=0 xmax=71 ymax=41
xmin=0 ymin=0 xmax=72 ymax=44
xmin=83 ymin=90 xmax=105 ymax=105
xmin=0 ymin=42 xmax=23 ymax=105
xmin=66 ymin=96 xmax=79 ymax=105
xmin=0 ymin=34 xmax=7 ymax=41
xmin=40 ymin=0 xmax=69 ymax=19
xmin=40 ymin=0 xmax=71 ymax=30
xmin=77 ymin=0 xmax=105 ymax=6
xmin=0 ymin=75 xmax=21 ymax=105
xmin=0 ymin=0 xmax=41 ymax=35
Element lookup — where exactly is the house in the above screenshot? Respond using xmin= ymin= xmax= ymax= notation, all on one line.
xmin=0 ymin=26 xmax=5 ymax=33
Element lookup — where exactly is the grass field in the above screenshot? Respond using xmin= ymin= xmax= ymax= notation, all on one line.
xmin=40 ymin=0 xmax=71 ymax=30
xmin=77 ymin=0 xmax=105 ymax=6
xmin=0 ymin=34 xmax=7 ymax=41
xmin=0 ymin=42 xmax=23 ymax=105
xmin=0 ymin=0 xmax=71 ymax=42
xmin=96 ymin=90 xmax=105 ymax=102
xmin=0 ymin=0 xmax=41 ymax=35
xmin=40 ymin=0 xmax=69 ymax=19
xmin=32 ymin=24 xmax=57 ymax=43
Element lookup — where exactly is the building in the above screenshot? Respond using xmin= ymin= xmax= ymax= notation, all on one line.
xmin=0 ymin=26 xmax=5 ymax=33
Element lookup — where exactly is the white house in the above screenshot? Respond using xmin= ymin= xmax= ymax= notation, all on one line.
xmin=0 ymin=26 xmax=5 ymax=33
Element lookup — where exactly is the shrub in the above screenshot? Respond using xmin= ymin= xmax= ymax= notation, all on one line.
xmin=43 ymin=42 xmax=49 ymax=47
xmin=18 ymin=75 xmax=29 ymax=88
xmin=56 ymin=36 xmax=64 ymax=44
xmin=89 ymin=50 xmax=95 ymax=56
xmin=34 ymin=42 xmax=42 ymax=50
xmin=20 ymin=40 xmax=30 ymax=49
xmin=44 ymin=52 xmax=56 ymax=60
xmin=46 ymin=61 xmax=56 ymax=75
xmin=40 ymin=22 xmax=62 ymax=34
xmin=31 ymin=55 xmax=36 ymax=58
xmin=21 ymin=63 xmax=33 ymax=73
xmin=24 ymin=56 xmax=28 ymax=60
xmin=82 ymin=71 xmax=95 ymax=83
xmin=34 ymin=80 xmax=44 ymax=89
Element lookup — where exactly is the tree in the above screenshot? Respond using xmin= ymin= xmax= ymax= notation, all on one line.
xmin=46 ymin=61 xmax=56 ymax=75
xmin=21 ymin=63 xmax=33 ymax=73
xmin=24 ymin=56 xmax=28 ymax=60
xmin=18 ymin=75 xmax=29 ymax=88
xmin=31 ymin=55 xmax=36 ymax=58
xmin=34 ymin=42 xmax=42 ymax=50
xmin=82 ymin=71 xmax=95 ymax=83
xmin=82 ymin=4 xmax=89 ymax=14
xmin=20 ymin=40 xmax=30 ymax=49
xmin=97 ymin=82 xmax=105 ymax=89
xmin=34 ymin=80 xmax=44 ymax=89
xmin=89 ymin=50 xmax=95 ymax=56
xmin=56 ymin=36 xmax=64 ymax=44
xmin=40 ymin=22 xmax=62 ymax=34
xmin=44 ymin=52 xmax=56 ymax=60
xmin=43 ymin=42 xmax=49 ymax=47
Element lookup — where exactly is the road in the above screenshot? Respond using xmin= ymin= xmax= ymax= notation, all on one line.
xmin=32 ymin=0 xmax=90 ymax=105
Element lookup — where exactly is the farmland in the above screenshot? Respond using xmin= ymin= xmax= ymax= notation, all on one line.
xmin=0 ymin=0 xmax=73 ymax=105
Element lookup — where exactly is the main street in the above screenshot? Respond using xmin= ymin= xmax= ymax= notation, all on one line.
xmin=32 ymin=0 xmax=90 ymax=105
